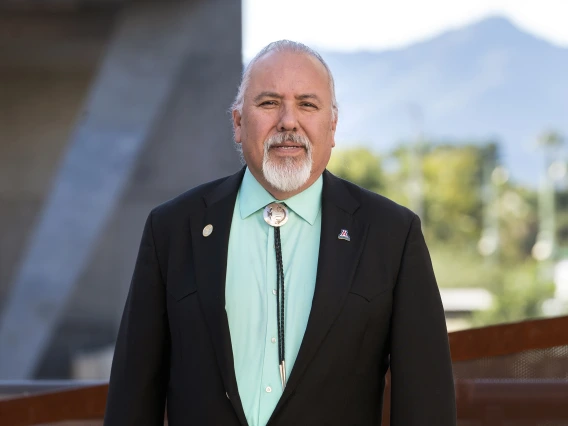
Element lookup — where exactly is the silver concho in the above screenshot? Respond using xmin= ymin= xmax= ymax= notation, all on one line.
xmin=263 ymin=203 xmax=289 ymax=227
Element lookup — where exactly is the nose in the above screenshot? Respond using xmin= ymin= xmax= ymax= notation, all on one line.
xmin=277 ymin=103 xmax=298 ymax=132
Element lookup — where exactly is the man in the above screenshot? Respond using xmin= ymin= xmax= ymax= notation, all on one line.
xmin=104 ymin=40 xmax=456 ymax=426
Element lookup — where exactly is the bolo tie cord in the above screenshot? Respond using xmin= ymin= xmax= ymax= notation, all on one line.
xmin=274 ymin=226 xmax=286 ymax=389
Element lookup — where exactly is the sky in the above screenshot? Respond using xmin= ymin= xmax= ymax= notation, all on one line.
xmin=243 ymin=0 xmax=568 ymax=59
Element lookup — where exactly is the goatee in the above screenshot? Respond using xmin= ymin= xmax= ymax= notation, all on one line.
xmin=262 ymin=133 xmax=313 ymax=193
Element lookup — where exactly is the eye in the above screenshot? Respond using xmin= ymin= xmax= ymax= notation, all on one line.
xmin=301 ymin=102 xmax=317 ymax=109
xmin=259 ymin=100 xmax=278 ymax=106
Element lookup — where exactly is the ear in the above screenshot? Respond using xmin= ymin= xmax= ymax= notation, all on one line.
xmin=232 ymin=109 xmax=242 ymax=143
xmin=331 ymin=111 xmax=338 ymax=148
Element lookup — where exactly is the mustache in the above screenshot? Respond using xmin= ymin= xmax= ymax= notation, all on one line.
xmin=265 ymin=132 xmax=311 ymax=149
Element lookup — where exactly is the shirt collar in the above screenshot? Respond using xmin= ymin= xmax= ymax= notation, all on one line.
xmin=239 ymin=167 xmax=323 ymax=225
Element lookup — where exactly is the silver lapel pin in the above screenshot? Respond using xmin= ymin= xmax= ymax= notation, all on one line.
xmin=202 ymin=224 xmax=213 ymax=237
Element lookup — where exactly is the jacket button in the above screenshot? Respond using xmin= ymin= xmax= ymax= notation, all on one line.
xmin=226 ymin=392 xmax=230 ymax=399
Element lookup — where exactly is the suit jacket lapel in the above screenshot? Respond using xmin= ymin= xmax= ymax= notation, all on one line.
xmin=269 ymin=170 xmax=369 ymax=422
xmin=189 ymin=168 xmax=368 ymax=425
xmin=189 ymin=167 xmax=248 ymax=426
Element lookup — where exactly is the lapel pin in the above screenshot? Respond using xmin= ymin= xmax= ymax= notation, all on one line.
xmin=338 ymin=229 xmax=351 ymax=241
xmin=203 ymin=224 xmax=213 ymax=237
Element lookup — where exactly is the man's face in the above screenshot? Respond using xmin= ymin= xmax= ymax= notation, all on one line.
xmin=233 ymin=50 xmax=337 ymax=197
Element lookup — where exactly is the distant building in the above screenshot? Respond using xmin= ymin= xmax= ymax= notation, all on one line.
xmin=441 ymin=288 xmax=493 ymax=332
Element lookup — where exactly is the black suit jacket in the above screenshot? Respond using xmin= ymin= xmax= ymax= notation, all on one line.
xmin=104 ymin=168 xmax=456 ymax=426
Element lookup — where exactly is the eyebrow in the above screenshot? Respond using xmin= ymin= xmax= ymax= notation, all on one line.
xmin=296 ymin=93 xmax=322 ymax=103
xmin=253 ymin=91 xmax=283 ymax=103
xmin=253 ymin=91 xmax=322 ymax=104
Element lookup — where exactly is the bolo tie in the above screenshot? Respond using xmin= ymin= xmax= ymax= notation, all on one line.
xmin=263 ymin=202 xmax=289 ymax=390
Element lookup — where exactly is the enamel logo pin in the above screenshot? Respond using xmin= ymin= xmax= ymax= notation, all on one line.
xmin=338 ymin=229 xmax=351 ymax=241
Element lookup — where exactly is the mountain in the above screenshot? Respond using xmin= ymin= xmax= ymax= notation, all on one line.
xmin=321 ymin=16 xmax=568 ymax=185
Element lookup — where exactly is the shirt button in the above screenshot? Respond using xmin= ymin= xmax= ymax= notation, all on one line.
xmin=266 ymin=386 xmax=272 ymax=393
xmin=271 ymin=337 xmax=276 ymax=343
xmin=273 ymin=289 xmax=277 ymax=295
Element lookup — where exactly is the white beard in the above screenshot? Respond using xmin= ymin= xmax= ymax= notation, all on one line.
xmin=262 ymin=133 xmax=313 ymax=193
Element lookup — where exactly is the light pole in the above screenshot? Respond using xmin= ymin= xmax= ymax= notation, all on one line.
xmin=533 ymin=132 xmax=564 ymax=264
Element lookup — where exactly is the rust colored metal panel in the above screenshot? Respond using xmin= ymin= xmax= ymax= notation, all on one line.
xmin=455 ymin=379 xmax=568 ymax=421
xmin=453 ymin=345 xmax=568 ymax=380
xmin=32 ymin=422 xmax=103 ymax=426
xmin=449 ymin=316 xmax=568 ymax=362
xmin=452 ymin=345 xmax=568 ymax=425
xmin=0 ymin=384 xmax=108 ymax=426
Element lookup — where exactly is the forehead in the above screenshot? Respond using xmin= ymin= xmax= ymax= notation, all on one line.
xmin=246 ymin=51 xmax=331 ymax=98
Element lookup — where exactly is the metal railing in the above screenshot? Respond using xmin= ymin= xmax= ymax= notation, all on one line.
xmin=1 ymin=316 xmax=568 ymax=426
xmin=0 ymin=380 xmax=107 ymax=397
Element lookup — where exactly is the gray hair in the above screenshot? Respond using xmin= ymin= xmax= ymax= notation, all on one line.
xmin=231 ymin=40 xmax=338 ymax=120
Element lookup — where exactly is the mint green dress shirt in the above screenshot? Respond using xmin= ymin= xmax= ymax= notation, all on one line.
xmin=225 ymin=168 xmax=322 ymax=426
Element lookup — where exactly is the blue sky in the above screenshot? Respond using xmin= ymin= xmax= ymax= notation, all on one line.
xmin=243 ymin=0 xmax=568 ymax=59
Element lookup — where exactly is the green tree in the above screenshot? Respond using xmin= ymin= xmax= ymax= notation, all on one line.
xmin=327 ymin=147 xmax=384 ymax=194
xmin=422 ymin=144 xmax=484 ymax=246
xmin=385 ymin=142 xmax=488 ymax=248
xmin=471 ymin=261 xmax=554 ymax=326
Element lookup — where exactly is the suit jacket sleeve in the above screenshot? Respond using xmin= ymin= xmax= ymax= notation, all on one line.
xmin=104 ymin=210 xmax=170 ymax=426
xmin=389 ymin=214 xmax=456 ymax=425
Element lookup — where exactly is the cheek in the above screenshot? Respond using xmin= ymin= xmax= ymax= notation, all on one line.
xmin=243 ymin=115 xmax=266 ymax=143
xmin=240 ymin=119 xmax=266 ymax=158
xmin=311 ymin=141 xmax=332 ymax=166
xmin=312 ymin=120 xmax=335 ymax=147
xmin=311 ymin=125 xmax=334 ymax=163
xmin=318 ymin=147 xmax=333 ymax=167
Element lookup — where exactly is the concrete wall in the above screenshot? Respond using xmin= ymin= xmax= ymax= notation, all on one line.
xmin=0 ymin=1 xmax=242 ymax=378
xmin=0 ymin=6 xmax=113 ymax=309
xmin=0 ymin=9 xmax=116 ymax=378
xmin=0 ymin=72 xmax=94 ymax=308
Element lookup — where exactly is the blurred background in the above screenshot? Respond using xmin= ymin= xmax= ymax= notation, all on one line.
xmin=1 ymin=0 xmax=567 ymax=382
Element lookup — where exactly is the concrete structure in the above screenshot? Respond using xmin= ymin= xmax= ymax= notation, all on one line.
xmin=0 ymin=0 xmax=242 ymax=378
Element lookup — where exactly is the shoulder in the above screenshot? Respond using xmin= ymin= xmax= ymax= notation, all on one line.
xmin=147 ymin=169 xmax=243 ymax=230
